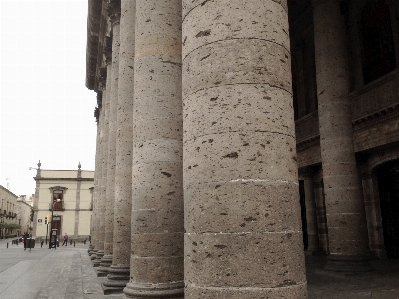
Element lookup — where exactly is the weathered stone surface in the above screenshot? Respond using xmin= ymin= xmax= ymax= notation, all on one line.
xmin=312 ymin=0 xmax=370 ymax=269
xmin=124 ymin=0 xmax=184 ymax=297
xmin=182 ymin=0 xmax=307 ymax=297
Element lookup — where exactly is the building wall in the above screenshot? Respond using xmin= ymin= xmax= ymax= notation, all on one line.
xmin=32 ymin=169 xmax=94 ymax=241
xmin=0 ymin=185 xmax=19 ymax=237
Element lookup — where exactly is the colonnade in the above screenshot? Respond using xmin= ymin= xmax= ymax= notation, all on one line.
xmin=87 ymin=0 xmax=372 ymax=297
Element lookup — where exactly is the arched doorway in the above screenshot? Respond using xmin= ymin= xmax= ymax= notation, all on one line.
xmin=376 ymin=159 xmax=399 ymax=258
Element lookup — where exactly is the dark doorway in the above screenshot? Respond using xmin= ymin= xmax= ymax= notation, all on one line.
xmin=51 ymin=216 xmax=62 ymax=239
xmin=377 ymin=160 xmax=399 ymax=258
xmin=299 ymin=180 xmax=308 ymax=250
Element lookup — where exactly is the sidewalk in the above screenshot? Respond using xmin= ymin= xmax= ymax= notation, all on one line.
xmin=0 ymin=238 xmax=123 ymax=299
xmin=1 ymin=238 xmax=399 ymax=298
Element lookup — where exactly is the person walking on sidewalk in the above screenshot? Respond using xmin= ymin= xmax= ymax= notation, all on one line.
xmin=62 ymin=233 xmax=68 ymax=246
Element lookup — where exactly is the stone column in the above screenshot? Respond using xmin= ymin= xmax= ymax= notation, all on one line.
xmin=103 ymin=0 xmax=133 ymax=294
xmin=89 ymin=97 xmax=101 ymax=256
xmin=312 ymin=0 xmax=371 ymax=271
xmin=301 ymin=169 xmax=320 ymax=253
xmin=123 ymin=0 xmax=184 ymax=298
xmin=99 ymin=4 xmax=121 ymax=277
xmin=182 ymin=1 xmax=307 ymax=298
xmin=314 ymin=180 xmax=329 ymax=254
xmin=91 ymin=72 xmax=107 ymax=258
xmin=94 ymin=38 xmax=113 ymax=268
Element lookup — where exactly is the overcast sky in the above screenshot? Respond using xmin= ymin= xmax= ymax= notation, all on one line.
xmin=1 ymin=0 xmax=97 ymax=196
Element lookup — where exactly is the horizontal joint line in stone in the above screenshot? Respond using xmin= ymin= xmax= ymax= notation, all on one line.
xmin=183 ymin=129 xmax=295 ymax=144
xmin=188 ymin=281 xmax=307 ymax=291
xmin=130 ymin=255 xmax=184 ymax=259
xmin=183 ymin=37 xmax=289 ymax=61
xmin=183 ymin=82 xmax=292 ymax=101
xmin=229 ymin=178 xmax=298 ymax=185
xmin=186 ymin=230 xmax=302 ymax=235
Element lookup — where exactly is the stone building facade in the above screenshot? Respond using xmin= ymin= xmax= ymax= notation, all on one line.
xmin=85 ymin=0 xmax=399 ymax=297
xmin=0 ymin=185 xmax=20 ymax=238
xmin=32 ymin=162 xmax=94 ymax=242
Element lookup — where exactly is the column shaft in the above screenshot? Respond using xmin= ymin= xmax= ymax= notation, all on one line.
xmin=182 ymin=0 xmax=307 ymax=297
xmin=303 ymin=175 xmax=319 ymax=253
xmin=100 ymin=13 xmax=121 ymax=276
xmin=94 ymin=61 xmax=112 ymax=268
xmin=312 ymin=0 xmax=371 ymax=271
xmin=124 ymin=0 xmax=184 ymax=297
xmin=103 ymin=0 xmax=134 ymax=293
xmin=89 ymin=112 xmax=102 ymax=256
xmin=314 ymin=180 xmax=329 ymax=254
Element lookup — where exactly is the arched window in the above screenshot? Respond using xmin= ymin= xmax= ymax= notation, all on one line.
xmin=361 ymin=0 xmax=396 ymax=84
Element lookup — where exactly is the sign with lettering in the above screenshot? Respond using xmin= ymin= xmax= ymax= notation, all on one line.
xmin=38 ymin=219 xmax=42 ymax=223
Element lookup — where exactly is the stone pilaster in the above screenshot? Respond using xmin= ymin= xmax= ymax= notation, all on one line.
xmin=99 ymin=1 xmax=121 ymax=277
xmin=94 ymin=37 xmax=113 ymax=269
xmin=182 ymin=0 xmax=307 ymax=298
xmin=123 ymin=0 xmax=184 ymax=298
xmin=314 ymin=180 xmax=329 ymax=254
xmin=312 ymin=0 xmax=371 ymax=271
xmin=301 ymin=169 xmax=320 ymax=253
xmin=102 ymin=0 xmax=134 ymax=294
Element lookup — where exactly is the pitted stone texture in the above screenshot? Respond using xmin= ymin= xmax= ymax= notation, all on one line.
xmin=182 ymin=0 xmax=306 ymax=297
xmin=104 ymin=22 xmax=120 ymax=265
xmin=183 ymin=39 xmax=291 ymax=98
xmin=183 ymin=85 xmax=295 ymax=140
xmin=111 ymin=0 xmax=134 ymax=277
xmin=313 ymin=0 xmax=369 ymax=260
xmin=185 ymin=284 xmax=307 ymax=299
xmin=184 ymin=132 xmax=297 ymax=186
xmin=185 ymin=182 xmax=301 ymax=233
xmin=126 ymin=0 xmax=183 ymax=297
xmin=129 ymin=256 xmax=184 ymax=284
xmin=97 ymin=63 xmax=112 ymax=254
xmin=182 ymin=0 xmax=289 ymax=58
xmin=185 ymin=232 xmax=306 ymax=287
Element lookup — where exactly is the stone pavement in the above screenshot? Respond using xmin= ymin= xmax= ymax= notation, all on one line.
xmin=1 ymin=238 xmax=398 ymax=298
xmin=0 ymin=238 xmax=123 ymax=299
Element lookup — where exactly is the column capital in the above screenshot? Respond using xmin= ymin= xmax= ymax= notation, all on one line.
xmin=103 ymin=36 xmax=112 ymax=65
xmin=107 ymin=0 xmax=121 ymax=27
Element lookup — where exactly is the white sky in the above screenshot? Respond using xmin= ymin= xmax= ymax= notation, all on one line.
xmin=1 ymin=0 xmax=97 ymax=196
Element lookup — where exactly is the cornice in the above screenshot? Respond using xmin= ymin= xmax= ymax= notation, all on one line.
xmin=353 ymin=104 xmax=399 ymax=131
xmin=34 ymin=177 xmax=94 ymax=182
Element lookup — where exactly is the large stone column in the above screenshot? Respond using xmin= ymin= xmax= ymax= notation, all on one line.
xmin=89 ymin=91 xmax=103 ymax=257
xmin=123 ymin=0 xmax=184 ymax=298
xmin=314 ymin=179 xmax=329 ymax=254
xmin=301 ymin=169 xmax=320 ymax=253
xmin=99 ymin=4 xmax=121 ymax=277
xmin=103 ymin=0 xmax=133 ymax=294
xmin=182 ymin=1 xmax=307 ymax=298
xmin=94 ymin=39 xmax=113 ymax=269
xmin=312 ymin=0 xmax=371 ymax=271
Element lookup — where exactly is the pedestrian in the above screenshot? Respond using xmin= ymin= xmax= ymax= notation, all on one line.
xmin=62 ymin=233 xmax=68 ymax=246
xmin=23 ymin=232 xmax=28 ymax=251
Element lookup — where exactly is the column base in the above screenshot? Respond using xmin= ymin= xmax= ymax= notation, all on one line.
xmin=325 ymin=254 xmax=373 ymax=273
xmin=97 ymin=254 xmax=112 ymax=277
xmin=123 ymin=281 xmax=184 ymax=298
xmin=88 ymin=244 xmax=94 ymax=254
xmin=93 ymin=250 xmax=104 ymax=267
xmin=102 ymin=263 xmax=130 ymax=294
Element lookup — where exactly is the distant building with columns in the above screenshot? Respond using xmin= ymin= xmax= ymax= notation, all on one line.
xmin=32 ymin=162 xmax=94 ymax=242
xmin=85 ymin=0 xmax=399 ymax=297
